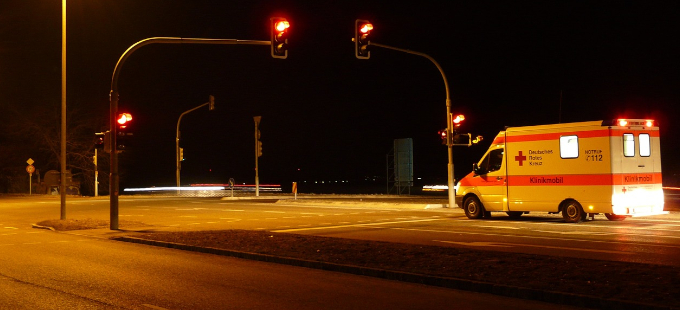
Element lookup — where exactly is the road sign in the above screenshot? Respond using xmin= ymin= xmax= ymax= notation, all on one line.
xmin=26 ymin=165 xmax=35 ymax=175
xmin=27 ymin=158 xmax=34 ymax=165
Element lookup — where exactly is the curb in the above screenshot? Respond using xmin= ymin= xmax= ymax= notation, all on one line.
xmin=113 ymin=236 xmax=675 ymax=310
xmin=31 ymin=224 xmax=56 ymax=231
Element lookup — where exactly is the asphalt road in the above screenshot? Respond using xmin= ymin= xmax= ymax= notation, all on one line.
xmin=2 ymin=195 xmax=586 ymax=310
xmin=12 ymin=195 xmax=680 ymax=266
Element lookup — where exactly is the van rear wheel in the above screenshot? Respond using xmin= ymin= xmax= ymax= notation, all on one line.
xmin=464 ymin=196 xmax=485 ymax=219
xmin=562 ymin=201 xmax=585 ymax=223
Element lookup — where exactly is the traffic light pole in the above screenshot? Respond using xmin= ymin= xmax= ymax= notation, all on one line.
xmin=176 ymin=97 xmax=215 ymax=195
xmin=109 ymin=37 xmax=269 ymax=230
xmin=253 ymin=116 xmax=261 ymax=197
xmin=368 ymin=42 xmax=456 ymax=209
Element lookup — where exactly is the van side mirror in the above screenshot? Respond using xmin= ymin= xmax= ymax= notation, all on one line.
xmin=473 ymin=163 xmax=481 ymax=175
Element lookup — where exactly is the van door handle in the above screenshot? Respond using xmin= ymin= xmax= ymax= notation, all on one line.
xmin=638 ymin=165 xmax=645 ymax=167
xmin=496 ymin=176 xmax=503 ymax=181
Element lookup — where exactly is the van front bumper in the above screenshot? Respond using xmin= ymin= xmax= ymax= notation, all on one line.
xmin=455 ymin=196 xmax=464 ymax=209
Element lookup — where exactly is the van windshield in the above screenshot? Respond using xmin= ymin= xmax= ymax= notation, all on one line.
xmin=477 ymin=148 xmax=504 ymax=174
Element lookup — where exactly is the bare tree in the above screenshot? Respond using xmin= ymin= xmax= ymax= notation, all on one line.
xmin=0 ymin=102 xmax=108 ymax=195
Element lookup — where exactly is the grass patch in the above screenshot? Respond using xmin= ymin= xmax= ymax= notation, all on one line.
xmin=36 ymin=218 xmax=148 ymax=231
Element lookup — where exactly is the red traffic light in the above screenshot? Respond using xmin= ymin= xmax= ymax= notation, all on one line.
xmin=271 ymin=17 xmax=290 ymax=59
xmin=452 ymin=114 xmax=465 ymax=125
xmin=117 ymin=113 xmax=132 ymax=128
xmin=359 ymin=23 xmax=373 ymax=34
xmin=355 ymin=19 xmax=372 ymax=59
xmin=275 ymin=20 xmax=290 ymax=32
xmin=438 ymin=129 xmax=448 ymax=145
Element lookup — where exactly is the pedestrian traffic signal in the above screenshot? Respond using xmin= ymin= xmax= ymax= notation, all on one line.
xmin=355 ymin=19 xmax=373 ymax=59
xmin=116 ymin=113 xmax=133 ymax=151
xmin=94 ymin=132 xmax=105 ymax=149
xmin=438 ymin=129 xmax=448 ymax=145
xmin=271 ymin=17 xmax=289 ymax=59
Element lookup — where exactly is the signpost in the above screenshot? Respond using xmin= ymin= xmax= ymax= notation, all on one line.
xmin=292 ymin=182 xmax=298 ymax=200
xmin=229 ymin=178 xmax=235 ymax=198
xmin=26 ymin=158 xmax=35 ymax=195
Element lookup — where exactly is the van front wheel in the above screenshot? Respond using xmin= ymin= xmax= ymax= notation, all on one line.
xmin=464 ymin=196 xmax=485 ymax=219
xmin=562 ymin=201 xmax=585 ymax=223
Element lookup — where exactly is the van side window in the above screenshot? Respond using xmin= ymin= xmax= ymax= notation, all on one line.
xmin=478 ymin=149 xmax=504 ymax=174
xmin=560 ymin=135 xmax=578 ymax=158
xmin=623 ymin=134 xmax=635 ymax=157
xmin=639 ymin=133 xmax=650 ymax=157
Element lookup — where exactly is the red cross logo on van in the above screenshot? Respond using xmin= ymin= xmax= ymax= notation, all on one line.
xmin=515 ymin=151 xmax=527 ymax=166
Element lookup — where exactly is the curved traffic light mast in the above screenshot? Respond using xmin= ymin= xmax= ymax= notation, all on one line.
xmin=108 ymin=18 xmax=289 ymax=230
xmin=353 ymin=20 xmax=456 ymax=209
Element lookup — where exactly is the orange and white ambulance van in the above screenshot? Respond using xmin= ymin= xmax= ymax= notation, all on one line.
xmin=455 ymin=119 xmax=666 ymax=222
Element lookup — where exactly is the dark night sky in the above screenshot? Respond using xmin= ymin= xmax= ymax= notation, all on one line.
xmin=1 ymin=0 xmax=678 ymax=191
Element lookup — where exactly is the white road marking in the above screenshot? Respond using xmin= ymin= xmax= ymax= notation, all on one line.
xmin=222 ymin=209 xmax=245 ymax=212
xmin=4 ymin=227 xmax=18 ymax=230
xmin=394 ymin=227 xmax=680 ymax=250
xmin=273 ymin=218 xmax=444 ymax=233
xmin=265 ymin=211 xmax=285 ymax=214
xmin=434 ymin=241 xmax=513 ymax=248
xmin=476 ymin=226 xmax=521 ymax=230
xmin=142 ymin=304 xmax=169 ymax=310
xmin=435 ymin=240 xmax=633 ymax=255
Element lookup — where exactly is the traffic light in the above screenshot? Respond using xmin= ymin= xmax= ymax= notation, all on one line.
xmin=452 ymin=114 xmax=465 ymax=129
xmin=257 ymin=140 xmax=263 ymax=157
xmin=209 ymin=95 xmax=215 ymax=111
xmin=271 ymin=17 xmax=289 ymax=59
xmin=438 ymin=129 xmax=448 ymax=145
xmin=355 ymin=19 xmax=373 ymax=59
xmin=452 ymin=133 xmax=471 ymax=146
xmin=452 ymin=133 xmax=483 ymax=147
xmin=179 ymin=147 xmax=184 ymax=161
xmin=94 ymin=132 xmax=105 ymax=149
xmin=116 ymin=113 xmax=133 ymax=151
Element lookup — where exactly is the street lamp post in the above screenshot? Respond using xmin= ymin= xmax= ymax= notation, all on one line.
xmin=60 ymin=0 xmax=67 ymax=219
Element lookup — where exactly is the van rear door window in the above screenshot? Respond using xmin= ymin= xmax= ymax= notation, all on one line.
xmin=639 ymin=133 xmax=650 ymax=157
xmin=623 ymin=134 xmax=635 ymax=157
